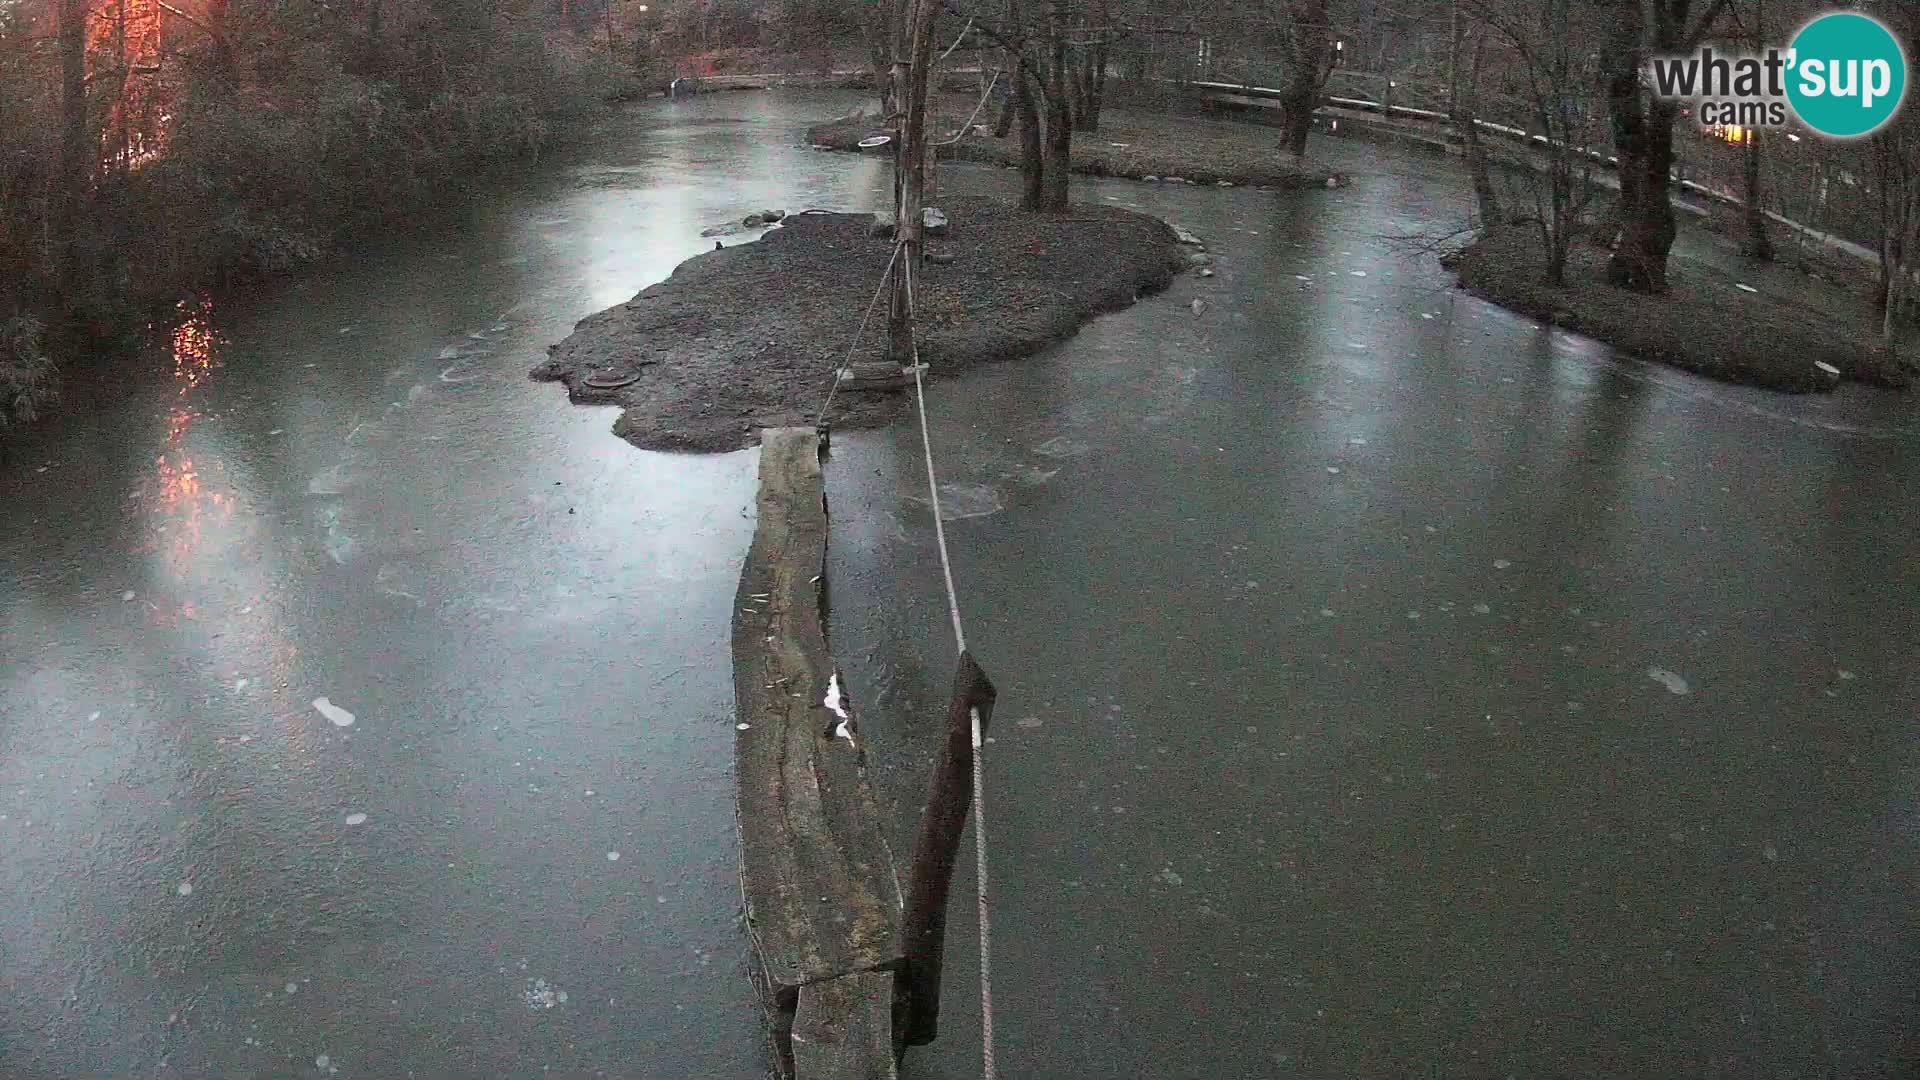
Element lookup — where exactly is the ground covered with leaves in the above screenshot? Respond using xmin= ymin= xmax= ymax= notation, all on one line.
xmin=1451 ymin=225 xmax=1911 ymax=393
xmin=533 ymin=196 xmax=1188 ymax=453
xmin=806 ymin=101 xmax=1344 ymax=190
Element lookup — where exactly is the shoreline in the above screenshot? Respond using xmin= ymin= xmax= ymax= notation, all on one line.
xmin=1449 ymin=225 xmax=1911 ymax=393
xmin=533 ymin=196 xmax=1193 ymax=453
xmin=805 ymin=104 xmax=1348 ymax=190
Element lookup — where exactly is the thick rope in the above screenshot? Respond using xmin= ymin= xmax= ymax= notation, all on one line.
xmin=936 ymin=16 xmax=975 ymax=66
xmin=902 ymin=253 xmax=995 ymax=1080
xmin=968 ymin=703 xmax=996 ymax=1080
xmin=902 ymin=254 xmax=968 ymax=655
xmin=934 ymin=70 xmax=1002 ymax=148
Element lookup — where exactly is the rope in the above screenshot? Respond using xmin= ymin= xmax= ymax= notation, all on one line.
xmin=816 ymin=239 xmax=906 ymax=431
xmin=936 ymin=16 xmax=975 ymax=66
xmin=902 ymin=254 xmax=968 ymax=655
xmin=902 ymin=252 xmax=995 ymax=1080
xmin=969 ymin=703 xmax=996 ymax=1080
xmin=934 ymin=70 xmax=1003 ymax=148
xmin=814 ymin=154 xmax=997 ymax=1076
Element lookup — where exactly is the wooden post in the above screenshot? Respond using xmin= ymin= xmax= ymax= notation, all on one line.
xmin=899 ymin=652 xmax=996 ymax=1047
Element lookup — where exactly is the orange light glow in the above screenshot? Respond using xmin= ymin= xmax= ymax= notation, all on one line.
xmin=171 ymin=294 xmax=222 ymax=396
xmin=1710 ymin=125 xmax=1752 ymax=145
xmin=139 ymin=295 xmax=233 ymax=582
xmin=90 ymin=0 xmax=174 ymax=169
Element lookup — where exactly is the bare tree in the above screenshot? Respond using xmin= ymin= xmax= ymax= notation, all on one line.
xmin=55 ymin=0 xmax=88 ymax=296
xmin=1454 ymin=24 xmax=1499 ymax=227
xmin=1597 ymin=0 xmax=1733 ymax=293
xmin=1731 ymin=0 xmax=1774 ymax=260
xmin=1276 ymin=0 xmax=1332 ymax=158
xmin=1447 ymin=0 xmax=1605 ymax=283
xmin=1070 ymin=0 xmax=1110 ymax=131
xmin=948 ymin=0 xmax=1103 ymax=211
xmin=887 ymin=0 xmax=940 ymax=361
xmin=1873 ymin=104 xmax=1920 ymax=341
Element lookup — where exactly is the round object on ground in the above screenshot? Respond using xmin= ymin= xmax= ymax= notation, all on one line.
xmin=583 ymin=371 xmax=639 ymax=390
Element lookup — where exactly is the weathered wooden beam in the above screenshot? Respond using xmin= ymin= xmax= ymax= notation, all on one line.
xmin=793 ymin=971 xmax=900 ymax=1080
xmin=899 ymin=651 xmax=996 ymax=1046
xmin=731 ymin=428 xmax=906 ymax=1080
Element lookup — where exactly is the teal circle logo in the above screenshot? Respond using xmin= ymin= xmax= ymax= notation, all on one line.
xmin=1786 ymin=12 xmax=1907 ymax=138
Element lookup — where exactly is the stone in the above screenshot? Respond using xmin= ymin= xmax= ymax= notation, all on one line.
xmin=1164 ymin=176 xmax=1187 ymax=184
xmin=761 ymin=209 xmax=786 ymax=222
xmin=921 ymin=207 xmax=949 ymax=237
xmin=1142 ymin=175 xmax=1159 ymax=182
xmin=926 ymin=251 xmax=957 ymax=266
xmin=743 ymin=214 xmax=766 ymax=227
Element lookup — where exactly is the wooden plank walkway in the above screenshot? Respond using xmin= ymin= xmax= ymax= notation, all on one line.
xmin=731 ymin=428 xmax=905 ymax=1080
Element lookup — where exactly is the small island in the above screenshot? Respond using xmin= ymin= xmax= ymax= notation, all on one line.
xmin=532 ymin=196 xmax=1195 ymax=453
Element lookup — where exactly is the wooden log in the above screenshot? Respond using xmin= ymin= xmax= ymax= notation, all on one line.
xmin=899 ymin=651 xmax=997 ymax=1046
xmin=732 ymin=428 xmax=906 ymax=1079
xmin=793 ymin=971 xmax=899 ymax=1080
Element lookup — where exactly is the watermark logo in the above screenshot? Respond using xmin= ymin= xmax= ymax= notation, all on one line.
xmin=1648 ymin=10 xmax=1908 ymax=139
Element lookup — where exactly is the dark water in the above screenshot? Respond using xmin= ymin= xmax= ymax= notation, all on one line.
xmin=0 ymin=92 xmax=892 ymax=1080
xmin=826 ymin=142 xmax=1920 ymax=1076
xmin=3 ymin=91 xmax=1917 ymax=1078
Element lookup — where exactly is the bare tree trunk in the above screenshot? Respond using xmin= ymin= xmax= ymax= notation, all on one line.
xmin=1458 ymin=34 xmax=1499 ymax=228
xmin=1741 ymin=130 xmax=1774 ymax=260
xmin=1601 ymin=0 xmax=1677 ymax=293
xmin=1040 ymin=4 xmax=1073 ymax=211
xmin=1071 ymin=14 xmax=1108 ymax=136
xmin=887 ymin=0 xmax=939 ymax=364
xmin=1901 ymin=189 xmax=1920 ymax=328
xmin=993 ymin=51 xmax=1017 ymax=137
xmin=112 ymin=0 xmax=129 ymax=173
xmin=1072 ymin=49 xmax=1094 ymax=131
xmin=1078 ymin=39 xmax=1108 ymax=132
xmin=1604 ymin=0 xmax=1723 ymax=292
xmin=1015 ymin=64 xmax=1043 ymax=209
xmin=205 ymin=0 xmax=233 ymax=75
xmin=1278 ymin=0 xmax=1331 ymax=159
xmin=871 ymin=0 xmax=900 ymax=118
xmin=1884 ymin=224 xmax=1900 ymax=342
xmin=1740 ymin=0 xmax=1772 ymax=261
xmin=1447 ymin=0 xmax=1461 ymax=117
xmin=56 ymin=0 xmax=89 ymax=297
